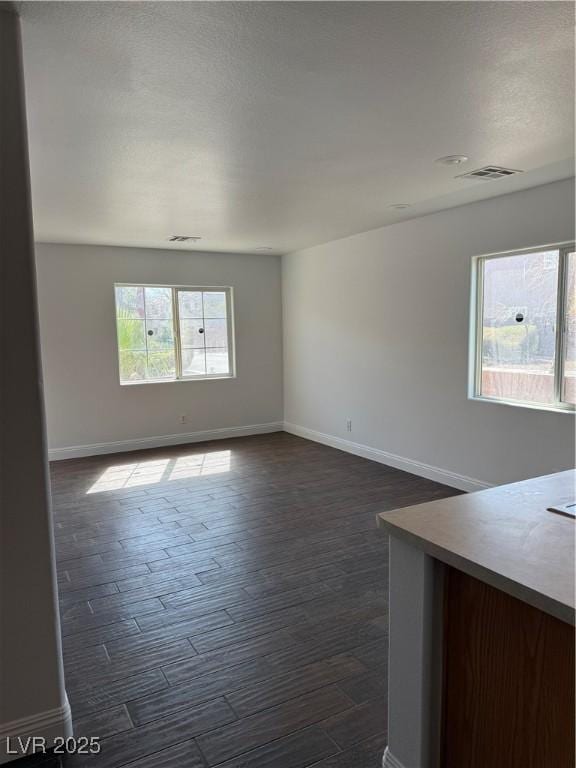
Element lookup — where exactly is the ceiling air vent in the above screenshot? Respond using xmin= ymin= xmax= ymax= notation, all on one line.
xmin=456 ymin=166 xmax=523 ymax=181
xmin=168 ymin=235 xmax=201 ymax=242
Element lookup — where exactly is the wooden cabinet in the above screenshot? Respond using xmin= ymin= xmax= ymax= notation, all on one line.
xmin=442 ymin=568 xmax=575 ymax=768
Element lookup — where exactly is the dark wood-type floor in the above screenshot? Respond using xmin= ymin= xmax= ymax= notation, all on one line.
xmin=20 ymin=433 xmax=460 ymax=768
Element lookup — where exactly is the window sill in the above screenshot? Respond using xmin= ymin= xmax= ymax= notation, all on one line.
xmin=469 ymin=394 xmax=575 ymax=415
xmin=120 ymin=374 xmax=236 ymax=386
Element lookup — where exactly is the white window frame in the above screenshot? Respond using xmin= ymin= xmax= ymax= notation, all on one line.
xmin=469 ymin=242 xmax=575 ymax=414
xmin=114 ymin=283 xmax=236 ymax=385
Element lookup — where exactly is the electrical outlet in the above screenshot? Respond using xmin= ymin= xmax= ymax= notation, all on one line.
xmin=346 ymin=419 xmax=352 ymax=432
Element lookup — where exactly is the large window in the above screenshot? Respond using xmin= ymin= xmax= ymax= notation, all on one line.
xmin=114 ymin=285 xmax=234 ymax=384
xmin=470 ymin=244 xmax=575 ymax=412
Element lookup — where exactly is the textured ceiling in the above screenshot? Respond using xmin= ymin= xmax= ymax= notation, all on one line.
xmin=20 ymin=1 xmax=575 ymax=254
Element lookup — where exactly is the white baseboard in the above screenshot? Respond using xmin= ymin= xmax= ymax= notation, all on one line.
xmin=48 ymin=422 xmax=283 ymax=461
xmin=48 ymin=420 xmax=491 ymax=492
xmin=0 ymin=697 xmax=72 ymax=764
xmin=382 ymin=747 xmax=406 ymax=768
xmin=283 ymin=422 xmax=492 ymax=493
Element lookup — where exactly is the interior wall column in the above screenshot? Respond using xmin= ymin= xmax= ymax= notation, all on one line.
xmin=0 ymin=3 xmax=72 ymax=762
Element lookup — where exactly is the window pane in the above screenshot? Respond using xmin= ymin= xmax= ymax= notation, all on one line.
xmin=180 ymin=319 xmax=206 ymax=348
xmin=119 ymin=351 xmax=147 ymax=382
xmin=480 ymin=250 xmax=559 ymax=405
xmin=563 ymin=252 xmax=576 ymax=405
xmin=116 ymin=286 xmax=144 ymax=319
xmin=117 ymin=319 xmax=146 ymax=351
xmin=147 ymin=351 xmax=176 ymax=380
xmin=146 ymin=319 xmax=174 ymax=350
xmin=182 ymin=348 xmax=206 ymax=376
xmin=203 ymin=291 xmax=227 ymax=318
xmin=116 ymin=284 xmax=232 ymax=383
xmin=145 ymin=287 xmax=172 ymax=319
xmin=204 ymin=319 xmax=228 ymax=348
xmin=178 ymin=291 xmax=203 ymax=319
xmin=206 ymin=348 xmax=230 ymax=375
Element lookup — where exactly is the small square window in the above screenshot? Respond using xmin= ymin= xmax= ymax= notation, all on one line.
xmin=470 ymin=245 xmax=575 ymax=413
xmin=115 ymin=285 xmax=234 ymax=384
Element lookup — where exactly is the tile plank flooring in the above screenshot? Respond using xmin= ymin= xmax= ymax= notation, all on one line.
xmin=20 ymin=433 xmax=461 ymax=767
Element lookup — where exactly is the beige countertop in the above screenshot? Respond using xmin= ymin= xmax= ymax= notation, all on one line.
xmin=377 ymin=470 xmax=576 ymax=625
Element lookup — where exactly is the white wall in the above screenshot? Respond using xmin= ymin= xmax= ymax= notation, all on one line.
xmin=283 ymin=179 xmax=575 ymax=489
xmin=35 ymin=243 xmax=283 ymax=456
xmin=1 ymin=8 xmax=70 ymax=759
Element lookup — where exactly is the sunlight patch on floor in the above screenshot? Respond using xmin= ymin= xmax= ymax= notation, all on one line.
xmin=169 ymin=451 xmax=231 ymax=481
xmin=86 ymin=450 xmax=232 ymax=494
